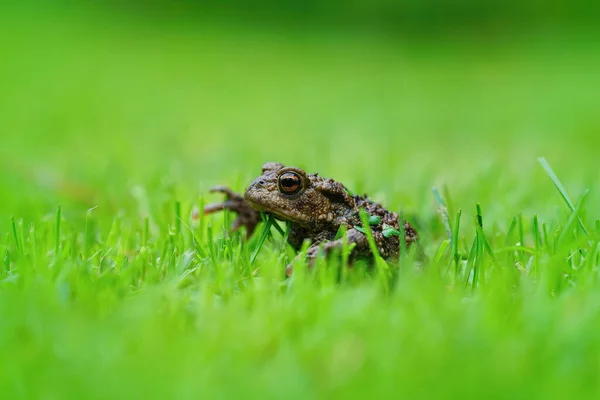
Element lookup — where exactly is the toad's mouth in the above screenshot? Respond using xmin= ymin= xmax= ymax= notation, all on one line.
xmin=244 ymin=195 xmax=307 ymax=225
xmin=243 ymin=192 xmax=267 ymax=211
xmin=245 ymin=198 xmax=288 ymax=220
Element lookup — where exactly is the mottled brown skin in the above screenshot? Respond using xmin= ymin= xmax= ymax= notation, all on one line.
xmin=204 ymin=162 xmax=418 ymax=274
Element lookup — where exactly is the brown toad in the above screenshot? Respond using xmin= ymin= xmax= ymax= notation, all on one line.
xmin=204 ymin=162 xmax=418 ymax=274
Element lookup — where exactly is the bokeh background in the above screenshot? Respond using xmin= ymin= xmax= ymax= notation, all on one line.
xmin=1 ymin=0 xmax=599 ymax=236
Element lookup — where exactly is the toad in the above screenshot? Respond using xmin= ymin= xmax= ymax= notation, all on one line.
xmin=204 ymin=162 xmax=418 ymax=274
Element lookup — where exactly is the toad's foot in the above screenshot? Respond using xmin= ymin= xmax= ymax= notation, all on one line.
xmin=204 ymin=186 xmax=260 ymax=236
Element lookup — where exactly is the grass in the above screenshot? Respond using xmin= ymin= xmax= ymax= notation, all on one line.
xmin=2 ymin=7 xmax=600 ymax=399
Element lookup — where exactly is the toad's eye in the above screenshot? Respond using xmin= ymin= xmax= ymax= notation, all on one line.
xmin=278 ymin=172 xmax=303 ymax=195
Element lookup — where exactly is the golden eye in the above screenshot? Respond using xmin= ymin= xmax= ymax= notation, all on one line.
xmin=278 ymin=172 xmax=302 ymax=195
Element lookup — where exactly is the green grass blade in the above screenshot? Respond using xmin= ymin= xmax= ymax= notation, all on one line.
xmin=433 ymin=186 xmax=452 ymax=242
xmin=250 ymin=215 xmax=274 ymax=265
xmin=558 ymin=189 xmax=590 ymax=246
xmin=452 ymin=209 xmax=462 ymax=275
xmin=11 ymin=217 xmax=22 ymax=257
xmin=538 ymin=157 xmax=589 ymax=235
xmin=55 ymin=206 xmax=62 ymax=256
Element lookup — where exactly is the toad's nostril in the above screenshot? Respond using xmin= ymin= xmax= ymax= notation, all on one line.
xmin=258 ymin=180 xmax=266 ymax=185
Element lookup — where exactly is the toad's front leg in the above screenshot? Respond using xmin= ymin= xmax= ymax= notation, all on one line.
xmin=286 ymin=228 xmax=369 ymax=276
xmin=203 ymin=186 xmax=260 ymax=236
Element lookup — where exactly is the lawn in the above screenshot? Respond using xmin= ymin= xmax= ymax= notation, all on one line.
xmin=1 ymin=6 xmax=600 ymax=399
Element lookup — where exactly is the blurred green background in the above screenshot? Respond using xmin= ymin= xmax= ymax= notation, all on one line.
xmin=2 ymin=0 xmax=600 ymax=228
